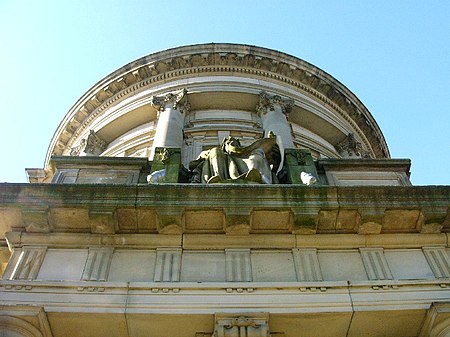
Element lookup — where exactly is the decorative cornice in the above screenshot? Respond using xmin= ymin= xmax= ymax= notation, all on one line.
xmin=46 ymin=44 xmax=390 ymax=167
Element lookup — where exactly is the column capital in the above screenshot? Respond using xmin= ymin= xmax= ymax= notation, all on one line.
xmin=256 ymin=91 xmax=294 ymax=116
xmin=69 ymin=130 xmax=107 ymax=156
xmin=336 ymin=133 xmax=371 ymax=158
xmin=85 ymin=130 xmax=107 ymax=155
xmin=151 ymin=88 xmax=189 ymax=113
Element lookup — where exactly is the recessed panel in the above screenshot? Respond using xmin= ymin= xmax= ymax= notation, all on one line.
xmin=385 ymin=249 xmax=435 ymax=280
xmin=37 ymin=249 xmax=88 ymax=281
xmin=108 ymin=250 xmax=156 ymax=282
xmin=180 ymin=251 xmax=225 ymax=282
xmin=318 ymin=250 xmax=368 ymax=281
xmin=251 ymin=251 xmax=297 ymax=282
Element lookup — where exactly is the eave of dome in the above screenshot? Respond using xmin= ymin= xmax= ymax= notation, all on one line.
xmin=46 ymin=43 xmax=389 ymax=168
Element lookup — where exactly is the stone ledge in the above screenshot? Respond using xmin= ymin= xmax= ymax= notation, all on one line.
xmin=6 ymin=232 xmax=182 ymax=249
xmin=317 ymin=158 xmax=411 ymax=172
xmin=0 ymin=184 xmax=448 ymax=236
xmin=0 ymin=279 xmax=448 ymax=313
xmin=5 ymin=232 xmax=448 ymax=250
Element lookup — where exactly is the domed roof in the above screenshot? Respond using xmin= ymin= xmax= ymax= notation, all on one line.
xmin=46 ymin=43 xmax=389 ymax=169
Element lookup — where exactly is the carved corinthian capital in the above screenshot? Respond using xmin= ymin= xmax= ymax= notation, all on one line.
xmin=151 ymin=88 xmax=190 ymax=113
xmin=256 ymin=91 xmax=294 ymax=116
xmin=84 ymin=130 xmax=107 ymax=156
xmin=336 ymin=133 xmax=371 ymax=158
xmin=70 ymin=130 xmax=107 ymax=156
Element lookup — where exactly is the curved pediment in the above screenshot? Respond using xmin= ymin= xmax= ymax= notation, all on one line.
xmin=46 ymin=43 xmax=390 ymax=170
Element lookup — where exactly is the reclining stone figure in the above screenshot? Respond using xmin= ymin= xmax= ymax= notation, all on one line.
xmin=189 ymin=133 xmax=281 ymax=184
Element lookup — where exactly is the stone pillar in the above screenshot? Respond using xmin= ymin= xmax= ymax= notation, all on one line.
xmin=150 ymin=88 xmax=189 ymax=159
xmin=256 ymin=91 xmax=295 ymax=151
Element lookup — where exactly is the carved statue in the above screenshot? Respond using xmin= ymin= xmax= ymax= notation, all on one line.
xmin=189 ymin=133 xmax=281 ymax=184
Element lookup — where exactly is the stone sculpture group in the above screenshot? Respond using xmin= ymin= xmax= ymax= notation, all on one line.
xmin=189 ymin=133 xmax=281 ymax=184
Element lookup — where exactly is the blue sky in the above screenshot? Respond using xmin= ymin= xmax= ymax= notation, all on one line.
xmin=0 ymin=1 xmax=449 ymax=185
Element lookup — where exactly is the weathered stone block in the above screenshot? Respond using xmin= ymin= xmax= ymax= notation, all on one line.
xmin=108 ymin=249 xmax=156 ymax=282
xmin=137 ymin=209 xmax=158 ymax=232
xmin=358 ymin=222 xmax=382 ymax=234
xmin=224 ymin=208 xmax=251 ymax=234
xmin=382 ymin=209 xmax=422 ymax=232
xmin=89 ymin=210 xmax=115 ymax=234
xmin=251 ymin=209 xmax=292 ymax=232
xmin=185 ymin=209 xmax=225 ymax=232
xmin=115 ymin=208 xmax=137 ymax=232
xmin=22 ymin=207 xmax=50 ymax=233
xmin=156 ymin=208 xmax=183 ymax=234
xmin=0 ymin=207 xmax=23 ymax=233
xmin=336 ymin=209 xmax=360 ymax=232
xmin=317 ymin=210 xmax=338 ymax=231
xmin=284 ymin=149 xmax=319 ymax=185
xmin=116 ymin=208 xmax=158 ymax=234
xmin=37 ymin=249 xmax=88 ymax=281
xmin=318 ymin=250 xmax=368 ymax=281
xmin=49 ymin=207 xmax=89 ymax=231
xmin=252 ymin=250 xmax=297 ymax=282
xmin=151 ymin=147 xmax=181 ymax=183
xmin=292 ymin=213 xmax=318 ymax=234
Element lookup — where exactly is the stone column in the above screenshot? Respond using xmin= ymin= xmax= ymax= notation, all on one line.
xmin=256 ymin=91 xmax=295 ymax=150
xmin=150 ymin=88 xmax=189 ymax=159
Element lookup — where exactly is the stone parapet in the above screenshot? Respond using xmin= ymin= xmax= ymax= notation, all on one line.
xmin=317 ymin=158 xmax=411 ymax=186
xmin=49 ymin=156 xmax=149 ymax=184
xmin=0 ymin=184 xmax=448 ymax=236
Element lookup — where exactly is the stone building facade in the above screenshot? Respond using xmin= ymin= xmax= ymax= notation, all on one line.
xmin=0 ymin=43 xmax=449 ymax=336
